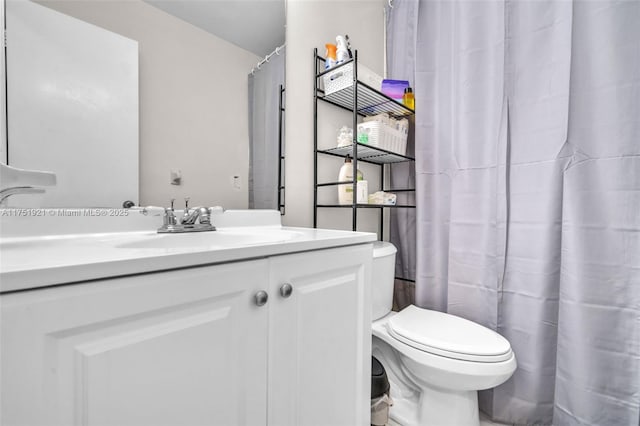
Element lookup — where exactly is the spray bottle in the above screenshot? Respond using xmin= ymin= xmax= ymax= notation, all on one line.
xmin=336 ymin=35 xmax=350 ymax=65
xmin=325 ymin=43 xmax=337 ymax=70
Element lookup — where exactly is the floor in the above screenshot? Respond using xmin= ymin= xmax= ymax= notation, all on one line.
xmin=480 ymin=413 xmax=512 ymax=426
xmin=385 ymin=412 xmax=511 ymax=426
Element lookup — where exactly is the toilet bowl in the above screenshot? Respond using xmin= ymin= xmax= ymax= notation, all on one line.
xmin=371 ymin=242 xmax=517 ymax=426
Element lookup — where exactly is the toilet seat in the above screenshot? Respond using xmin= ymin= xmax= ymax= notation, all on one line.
xmin=387 ymin=305 xmax=513 ymax=363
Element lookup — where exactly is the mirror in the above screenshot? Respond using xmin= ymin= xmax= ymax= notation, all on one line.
xmin=3 ymin=0 xmax=286 ymax=209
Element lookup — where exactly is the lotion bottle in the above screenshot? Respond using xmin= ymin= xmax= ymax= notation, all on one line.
xmin=338 ymin=156 xmax=363 ymax=205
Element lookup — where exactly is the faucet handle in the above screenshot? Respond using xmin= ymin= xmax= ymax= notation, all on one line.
xmin=138 ymin=206 xmax=165 ymax=216
xmin=165 ymin=200 xmax=177 ymax=226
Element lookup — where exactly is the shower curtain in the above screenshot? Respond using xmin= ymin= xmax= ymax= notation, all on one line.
xmin=248 ymin=48 xmax=285 ymax=209
xmin=387 ymin=1 xmax=640 ymax=424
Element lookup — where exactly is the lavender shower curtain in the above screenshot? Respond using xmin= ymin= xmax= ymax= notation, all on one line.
xmin=387 ymin=1 xmax=640 ymax=424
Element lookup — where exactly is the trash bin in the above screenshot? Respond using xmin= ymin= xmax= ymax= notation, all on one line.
xmin=371 ymin=356 xmax=393 ymax=426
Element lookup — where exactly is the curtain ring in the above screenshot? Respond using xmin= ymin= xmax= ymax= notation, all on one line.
xmin=275 ymin=46 xmax=281 ymax=55
xmin=388 ymin=0 xmax=393 ymax=8
xmin=256 ymin=63 xmax=261 ymax=70
xmin=265 ymin=54 xmax=270 ymax=63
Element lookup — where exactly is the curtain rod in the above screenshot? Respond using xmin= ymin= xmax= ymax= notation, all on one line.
xmin=250 ymin=43 xmax=286 ymax=75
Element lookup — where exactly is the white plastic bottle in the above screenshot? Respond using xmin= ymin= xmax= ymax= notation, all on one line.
xmin=336 ymin=35 xmax=350 ymax=65
xmin=338 ymin=157 xmax=364 ymax=205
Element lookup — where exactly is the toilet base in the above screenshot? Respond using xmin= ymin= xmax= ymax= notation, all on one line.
xmin=372 ymin=332 xmax=483 ymax=426
xmin=386 ymin=374 xmax=480 ymax=426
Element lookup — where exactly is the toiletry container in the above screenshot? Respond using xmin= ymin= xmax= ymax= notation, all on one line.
xmin=381 ymin=79 xmax=410 ymax=102
xmin=325 ymin=44 xmax=337 ymax=70
xmin=403 ymin=87 xmax=415 ymax=110
xmin=338 ymin=157 xmax=363 ymax=205
xmin=337 ymin=126 xmax=353 ymax=148
xmin=357 ymin=180 xmax=368 ymax=204
xmin=336 ymin=35 xmax=350 ymax=65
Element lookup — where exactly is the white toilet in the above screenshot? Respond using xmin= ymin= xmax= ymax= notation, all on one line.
xmin=371 ymin=242 xmax=517 ymax=426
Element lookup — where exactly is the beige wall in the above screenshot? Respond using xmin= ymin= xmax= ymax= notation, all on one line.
xmin=284 ymin=0 xmax=387 ymax=235
xmin=0 ymin=0 xmax=5 ymax=163
xmin=38 ymin=0 xmax=260 ymax=209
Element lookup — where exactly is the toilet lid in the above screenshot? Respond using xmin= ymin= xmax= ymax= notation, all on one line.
xmin=387 ymin=305 xmax=513 ymax=362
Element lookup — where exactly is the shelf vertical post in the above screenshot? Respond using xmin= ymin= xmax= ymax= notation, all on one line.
xmin=351 ymin=51 xmax=358 ymax=231
xmin=380 ymin=164 xmax=385 ymax=239
xmin=313 ymin=48 xmax=319 ymax=228
xmin=278 ymin=84 xmax=285 ymax=215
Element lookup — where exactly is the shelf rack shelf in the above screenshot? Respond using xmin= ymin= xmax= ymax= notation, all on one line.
xmin=317 ymin=204 xmax=417 ymax=209
xmin=313 ymin=49 xmax=416 ymax=238
xmin=317 ymin=59 xmax=414 ymax=119
xmin=319 ymin=143 xmax=415 ymax=165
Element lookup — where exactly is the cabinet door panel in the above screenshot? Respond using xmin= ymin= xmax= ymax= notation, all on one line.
xmin=1 ymin=261 xmax=268 ymax=426
xmin=268 ymin=244 xmax=372 ymax=426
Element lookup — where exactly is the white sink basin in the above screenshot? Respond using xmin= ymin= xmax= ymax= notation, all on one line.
xmin=116 ymin=228 xmax=304 ymax=251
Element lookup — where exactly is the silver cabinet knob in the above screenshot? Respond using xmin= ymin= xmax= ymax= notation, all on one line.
xmin=254 ymin=291 xmax=269 ymax=306
xmin=279 ymin=283 xmax=293 ymax=298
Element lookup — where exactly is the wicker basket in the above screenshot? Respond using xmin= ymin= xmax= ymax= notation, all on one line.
xmin=357 ymin=121 xmax=408 ymax=156
xmin=323 ymin=62 xmax=383 ymax=96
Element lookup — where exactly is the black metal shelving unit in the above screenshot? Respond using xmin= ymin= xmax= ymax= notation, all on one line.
xmin=313 ymin=48 xmax=416 ymax=238
xmin=278 ymin=84 xmax=286 ymax=215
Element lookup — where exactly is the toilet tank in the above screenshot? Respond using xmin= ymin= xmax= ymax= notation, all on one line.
xmin=372 ymin=241 xmax=397 ymax=321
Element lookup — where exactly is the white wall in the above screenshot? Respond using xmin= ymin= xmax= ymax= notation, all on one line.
xmin=1 ymin=0 xmax=6 ymax=164
xmin=37 ymin=0 xmax=260 ymax=209
xmin=284 ymin=0 xmax=387 ymax=235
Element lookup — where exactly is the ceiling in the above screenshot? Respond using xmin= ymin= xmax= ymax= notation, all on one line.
xmin=144 ymin=0 xmax=286 ymax=58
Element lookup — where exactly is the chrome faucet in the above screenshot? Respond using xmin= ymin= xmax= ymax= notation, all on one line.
xmin=0 ymin=187 xmax=46 ymax=204
xmin=137 ymin=198 xmax=216 ymax=233
xmin=0 ymin=163 xmax=56 ymax=205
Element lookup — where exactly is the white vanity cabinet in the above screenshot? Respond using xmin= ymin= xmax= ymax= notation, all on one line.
xmin=1 ymin=260 xmax=270 ymax=426
xmin=0 ymin=244 xmax=372 ymax=426
xmin=268 ymin=244 xmax=372 ymax=426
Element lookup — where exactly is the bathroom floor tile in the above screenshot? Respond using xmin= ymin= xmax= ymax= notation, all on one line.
xmin=480 ymin=412 xmax=513 ymax=426
xmin=384 ymin=413 xmax=512 ymax=426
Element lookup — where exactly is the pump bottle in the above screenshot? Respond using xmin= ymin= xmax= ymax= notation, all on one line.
xmin=338 ymin=156 xmax=364 ymax=205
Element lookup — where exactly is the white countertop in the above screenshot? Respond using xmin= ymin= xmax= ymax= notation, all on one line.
xmin=0 ymin=209 xmax=377 ymax=293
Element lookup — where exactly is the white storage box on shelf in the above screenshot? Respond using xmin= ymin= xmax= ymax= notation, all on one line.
xmin=323 ymin=62 xmax=383 ymax=96
xmin=357 ymin=120 xmax=408 ymax=156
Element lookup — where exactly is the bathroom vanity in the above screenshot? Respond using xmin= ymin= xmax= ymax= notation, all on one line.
xmin=0 ymin=210 xmax=375 ymax=425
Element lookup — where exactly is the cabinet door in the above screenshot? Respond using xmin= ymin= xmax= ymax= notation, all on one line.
xmin=268 ymin=244 xmax=373 ymax=426
xmin=1 ymin=260 xmax=268 ymax=426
